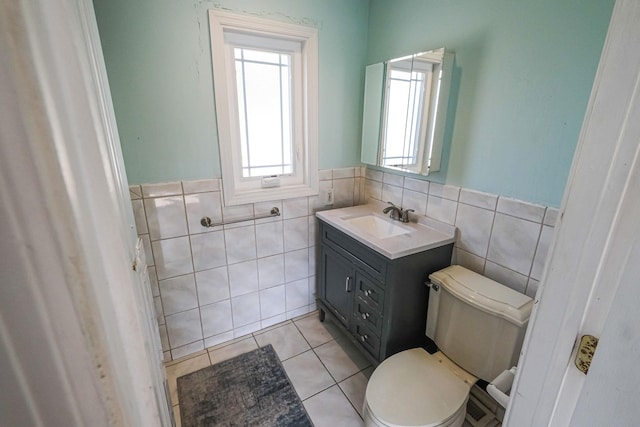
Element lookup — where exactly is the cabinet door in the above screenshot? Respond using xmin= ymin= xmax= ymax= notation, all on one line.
xmin=320 ymin=246 xmax=354 ymax=327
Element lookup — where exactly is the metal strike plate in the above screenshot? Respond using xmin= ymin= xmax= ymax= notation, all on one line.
xmin=575 ymin=334 xmax=599 ymax=375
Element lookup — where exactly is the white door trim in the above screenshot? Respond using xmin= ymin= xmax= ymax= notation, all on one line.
xmin=0 ymin=0 xmax=170 ymax=425
xmin=505 ymin=0 xmax=640 ymax=424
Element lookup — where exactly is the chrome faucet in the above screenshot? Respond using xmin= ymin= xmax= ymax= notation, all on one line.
xmin=382 ymin=202 xmax=401 ymax=220
xmin=383 ymin=202 xmax=414 ymax=223
xmin=382 ymin=202 xmax=403 ymax=221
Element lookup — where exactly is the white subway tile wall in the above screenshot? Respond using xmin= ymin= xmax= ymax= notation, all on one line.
xmin=132 ymin=170 xmax=361 ymax=361
xmin=362 ymin=168 xmax=558 ymax=298
xmin=132 ymin=167 xmax=557 ymax=361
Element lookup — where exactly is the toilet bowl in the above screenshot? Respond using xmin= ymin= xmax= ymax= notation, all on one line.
xmin=363 ymin=349 xmax=476 ymax=427
xmin=362 ymin=265 xmax=534 ymax=427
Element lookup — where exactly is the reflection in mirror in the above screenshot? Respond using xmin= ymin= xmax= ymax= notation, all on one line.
xmin=361 ymin=48 xmax=453 ymax=176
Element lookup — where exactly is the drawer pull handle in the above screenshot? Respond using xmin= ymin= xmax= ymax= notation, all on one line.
xmin=364 ymin=289 xmax=372 ymax=297
xmin=345 ymin=276 xmax=351 ymax=292
xmin=360 ymin=334 xmax=369 ymax=342
xmin=361 ymin=312 xmax=370 ymax=320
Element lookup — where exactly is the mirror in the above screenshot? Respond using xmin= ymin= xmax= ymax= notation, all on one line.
xmin=361 ymin=48 xmax=453 ymax=176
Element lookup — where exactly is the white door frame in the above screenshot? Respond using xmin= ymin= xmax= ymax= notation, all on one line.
xmin=505 ymin=0 xmax=640 ymax=424
xmin=0 ymin=0 xmax=170 ymax=425
xmin=2 ymin=0 xmax=635 ymax=424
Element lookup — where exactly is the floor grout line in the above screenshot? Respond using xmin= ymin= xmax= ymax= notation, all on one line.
xmin=292 ymin=314 xmax=370 ymax=418
xmin=167 ymin=310 xmax=368 ymax=425
xmin=287 ymin=315 xmax=365 ymax=419
xmin=300 ymin=382 xmax=336 ymax=403
xmin=336 ymin=379 xmax=365 ymax=421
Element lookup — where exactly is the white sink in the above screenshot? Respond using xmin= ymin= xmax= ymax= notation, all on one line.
xmin=343 ymin=214 xmax=409 ymax=239
xmin=316 ymin=203 xmax=456 ymax=259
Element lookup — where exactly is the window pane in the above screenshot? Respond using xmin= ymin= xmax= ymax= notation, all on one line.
xmin=243 ymin=165 xmax=292 ymax=176
xmin=407 ymin=77 xmax=423 ymax=159
xmin=244 ymin=62 xmax=282 ymax=166
xmin=384 ymin=78 xmax=411 ymax=165
xmin=383 ymin=68 xmax=425 ymax=167
xmin=234 ymin=53 xmax=249 ymax=168
xmin=280 ymin=58 xmax=292 ymax=168
xmin=235 ymin=48 xmax=293 ymax=177
xmin=243 ymin=49 xmax=281 ymax=64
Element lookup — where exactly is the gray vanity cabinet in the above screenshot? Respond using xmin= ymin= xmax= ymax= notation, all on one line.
xmin=320 ymin=244 xmax=354 ymax=325
xmin=317 ymin=220 xmax=453 ymax=364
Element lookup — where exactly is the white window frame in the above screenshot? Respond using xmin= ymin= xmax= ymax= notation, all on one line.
xmin=209 ymin=10 xmax=319 ymax=206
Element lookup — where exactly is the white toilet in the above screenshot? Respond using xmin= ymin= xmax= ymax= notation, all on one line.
xmin=363 ymin=265 xmax=533 ymax=427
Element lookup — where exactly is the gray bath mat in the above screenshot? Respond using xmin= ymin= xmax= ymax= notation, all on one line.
xmin=177 ymin=344 xmax=313 ymax=426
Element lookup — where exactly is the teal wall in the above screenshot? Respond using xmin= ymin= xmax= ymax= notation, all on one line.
xmin=94 ymin=0 xmax=369 ymax=184
xmin=367 ymin=0 xmax=614 ymax=206
xmin=95 ymin=0 xmax=614 ymax=207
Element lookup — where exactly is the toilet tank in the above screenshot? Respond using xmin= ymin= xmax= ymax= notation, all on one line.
xmin=426 ymin=265 xmax=533 ymax=382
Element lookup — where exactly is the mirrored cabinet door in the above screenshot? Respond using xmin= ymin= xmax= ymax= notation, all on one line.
xmin=361 ymin=48 xmax=454 ymax=177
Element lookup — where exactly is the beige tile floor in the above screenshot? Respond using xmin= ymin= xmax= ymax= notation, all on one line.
xmin=164 ymin=310 xmax=492 ymax=427
xmin=165 ymin=311 xmax=372 ymax=427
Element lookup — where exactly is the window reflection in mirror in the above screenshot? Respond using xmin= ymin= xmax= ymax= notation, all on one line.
xmin=361 ymin=48 xmax=453 ymax=177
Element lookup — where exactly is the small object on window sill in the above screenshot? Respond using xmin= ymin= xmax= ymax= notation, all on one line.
xmin=261 ymin=176 xmax=281 ymax=188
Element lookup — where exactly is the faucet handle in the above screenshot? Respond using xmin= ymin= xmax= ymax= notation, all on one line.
xmin=401 ymin=209 xmax=415 ymax=223
xmin=382 ymin=201 xmax=397 ymax=213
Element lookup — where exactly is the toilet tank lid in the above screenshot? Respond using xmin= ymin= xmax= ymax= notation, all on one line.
xmin=429 ymin=265 xmax=533 ymax=326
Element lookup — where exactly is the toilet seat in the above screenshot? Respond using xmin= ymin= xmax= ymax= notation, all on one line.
xmin=364 ymin=349 xmax=475 ymax=427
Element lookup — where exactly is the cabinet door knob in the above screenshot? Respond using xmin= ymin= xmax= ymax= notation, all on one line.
xmin=345 ymin=276 xmax=351 ymax=292
xmin=364 ymin=289 xmax=371 ymax=296
xmin=361 ymin=312 xmax=370 ymax=320
xmin=360 ymin=334 xmax=368 ymax=342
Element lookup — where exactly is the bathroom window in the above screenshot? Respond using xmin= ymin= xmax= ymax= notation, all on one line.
xmin=209 ymin=10 xmax=318 ymax=205
xmin=234 ymin=46 xmax=294 ymax=177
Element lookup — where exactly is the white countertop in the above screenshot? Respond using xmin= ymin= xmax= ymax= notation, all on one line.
xmin=316 ymin=202 xmax=456 ymax=259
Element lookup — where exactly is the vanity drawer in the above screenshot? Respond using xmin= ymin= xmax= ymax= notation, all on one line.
xmin=355 ymin=273 xmax=384 ymax=312
xmin=321 ymin=223 xmax=387 ymax=283
xmin=353 ymin=321 xmax=380 ymax=360
xmin=355 ymin=297 xmax=383 ymax=336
